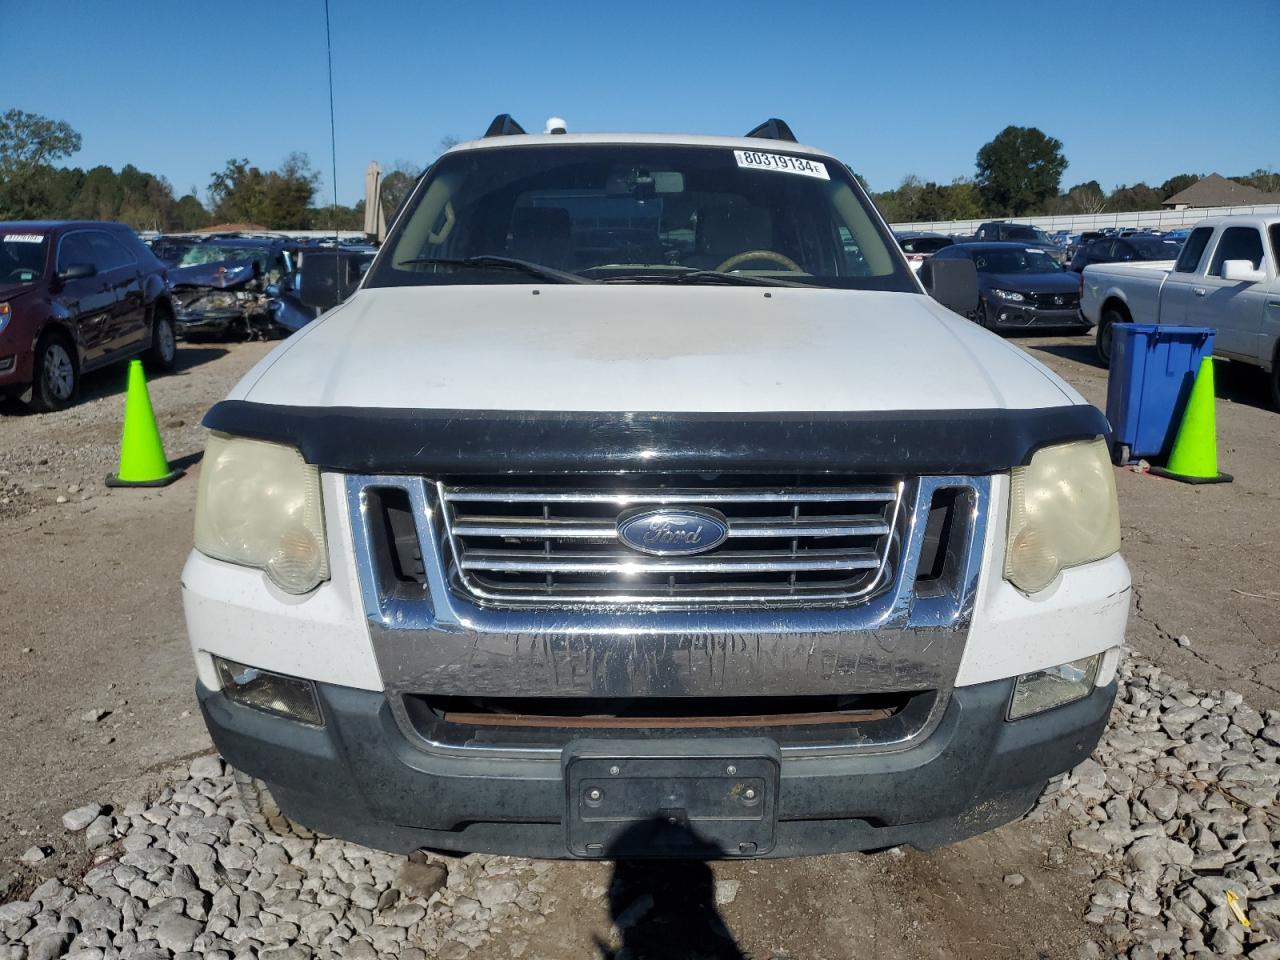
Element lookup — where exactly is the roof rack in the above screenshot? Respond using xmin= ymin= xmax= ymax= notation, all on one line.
xmin=744 ymin=118 xmax=797 ymax=143
xmin=483 ymin=114 xmax=528 ymax=138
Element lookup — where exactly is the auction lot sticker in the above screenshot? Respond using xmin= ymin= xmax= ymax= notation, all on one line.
xmin=4 ymin=234 xmax=45 ymax=243
xmin=734 ymin=150 xmax=829 ymax=180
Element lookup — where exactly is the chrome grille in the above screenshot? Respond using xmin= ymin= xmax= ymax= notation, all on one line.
xmin=435 ymin=478 xmax=905 ymax=607
xmin=1029 ymin=292 xmax=1079 ymax=310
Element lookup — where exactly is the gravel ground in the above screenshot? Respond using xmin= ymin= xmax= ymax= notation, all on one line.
xmin=2 ymin=334 xmax=1279 ymax=960
xmin=4 ymin=660 xmax=1280 ymax=960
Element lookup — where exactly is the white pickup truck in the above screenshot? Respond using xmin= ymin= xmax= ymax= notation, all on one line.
xmin=1080 ymin=215 xmax=1280 ymax=408
xmin=183 ymin=116 xmax=1130 ymax=860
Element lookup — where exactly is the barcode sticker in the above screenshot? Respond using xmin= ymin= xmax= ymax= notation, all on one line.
xmin=733 ymin=150 xmax=829 ymax=180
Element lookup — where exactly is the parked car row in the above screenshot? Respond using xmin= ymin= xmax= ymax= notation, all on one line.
xmin=0 ymin=220 xmax=376 ymax=411
xmin=893 ymin=221 xmax=1190 ymax=341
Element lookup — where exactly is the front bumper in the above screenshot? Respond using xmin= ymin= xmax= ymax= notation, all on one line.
xmin=199 ymin=673 xmax=1115 ymax=858
xmin=175 ymin=308 xmax=244 ymax=339
xmin=983 ymin=300 xmax=1088 ymax=329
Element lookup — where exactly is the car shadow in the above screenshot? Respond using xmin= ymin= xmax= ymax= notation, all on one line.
xmin=2 ymin=345 xmax=231 ymax=416
xmin=75 ymin=345 xmax=230 ymax=405
xmin=594 ymin=820 xmax=747 ymax=960
xmin=1022 ymin=338 xmax=1105 ymax=370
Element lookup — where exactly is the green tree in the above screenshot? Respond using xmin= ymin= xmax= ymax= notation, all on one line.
xmin=1108 ymin=182 xmax=1164 ymax=211
xmin=308 ymin=202 xmax=363 ymax=230
xmin=208 ymin=152 xmax=320 ymax=228
xmin=1158 ymin=173 xmax=1202 ymax=200
xmin=1060 ymin=180 xmax=1108 ymax=214
xmin=974 ymin=126 xmax=1067 ymax=216
xmin=173 ymin=193 xmax=211 ymax=231
xmin=1238 ymin=168 xmax=1280 ymax=193
xmin=0 ymin=109 xmax=82 ymax=218
xmin=379 ymin=161 xmax=422 ymax=222
xmin=940 ymin=178 xmax=985 ymax=220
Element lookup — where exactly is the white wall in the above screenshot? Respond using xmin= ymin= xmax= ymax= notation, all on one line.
xmin=889 ymin=203 xmax=1280 ymax=235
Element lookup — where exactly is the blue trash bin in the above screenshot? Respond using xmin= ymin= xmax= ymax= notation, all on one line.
xmin=1105 ymin=324 xmax=1215 ymax=464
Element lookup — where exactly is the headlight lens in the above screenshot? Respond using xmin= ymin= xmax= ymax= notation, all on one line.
xmin=193 ymin=433 xmax=329 ymax=593
xmin=0 ymin=302 xmax=10 ymax=335
xmin=991 ymin=289 xmax=1025 ymax=302
xmin=1005 ymin=437 xmax=1120 ymax=593
xmin=1010 ymin=654 xmax=1100 ymax=719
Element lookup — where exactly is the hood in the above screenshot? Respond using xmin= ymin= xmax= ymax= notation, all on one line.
xmin=981 ymin=271 xmax=1080 ymax=295
xmin=168 ymin=259 xmax=258 ymax=290
xmin=234 ymin=285 xmax=1079 ymax=413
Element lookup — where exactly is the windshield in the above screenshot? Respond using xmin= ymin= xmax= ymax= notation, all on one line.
xmin=0 ymin=232 xmax=48 ymax=286
xmin=1130 ymin=238 xmax=1182 ymax=260
xmin=971 ymin=247 xmax=1064 ymax=274
xmin=899 ymin=236 xmax=953 ymax=254
xmin=179 ymin=244 xmax=271 ymax=268
xmin=368 ymin=143 xmax=914 ymax=291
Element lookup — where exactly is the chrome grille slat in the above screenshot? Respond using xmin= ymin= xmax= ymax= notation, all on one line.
xmin=442 ymin=488 xmax=898 ymax=504
xmin=450 ymin=518 xmax=892 ymax=539
xmin=434 ymin=477 xmax=906 ymax=608
xmin=459 ymin=548 xmax=882 ymax=575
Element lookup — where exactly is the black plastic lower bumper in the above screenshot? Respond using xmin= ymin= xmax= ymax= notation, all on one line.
xmin=175 ymin=310 xmax=242 ymax=339
xmin=198 ymin=675 xmax=1115 ymax=859
xmin=983 ymin=301 xmax=1088 ymax=329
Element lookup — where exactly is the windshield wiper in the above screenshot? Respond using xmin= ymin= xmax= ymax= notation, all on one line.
xmin=396 ymin=255 xmax=594 ymax=284
xmin=602 ymin=269 xmax=809 ymax=288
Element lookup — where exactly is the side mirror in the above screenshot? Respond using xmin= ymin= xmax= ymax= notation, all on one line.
xmin=59 ymin=262 xmax=97 ymax=281
xmin=1222 ymin=260 xmax=1265 ymax=284
xmin=922 ymin=258 xmax=980 ymax=316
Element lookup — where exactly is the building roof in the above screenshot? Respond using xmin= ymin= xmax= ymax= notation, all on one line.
xmin=1162 ymin=174 xmax=1280 ymax=208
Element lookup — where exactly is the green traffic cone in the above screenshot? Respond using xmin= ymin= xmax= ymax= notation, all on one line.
xmin=106 ymin=360 xmax=184 ymax=487
xmin=1151 ymin=356 xmax=1232 ymax=485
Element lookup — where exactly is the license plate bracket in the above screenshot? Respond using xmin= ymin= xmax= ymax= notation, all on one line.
xmin=563 ymin=738 xmax=780 ymax=858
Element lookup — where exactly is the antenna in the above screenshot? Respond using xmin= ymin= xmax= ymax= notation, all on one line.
xmin=323 ymin=0 xmax=339 ymax=248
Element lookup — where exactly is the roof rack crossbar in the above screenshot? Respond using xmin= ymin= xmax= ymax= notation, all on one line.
xmin=483 ymin=114 xmax=528 ymax=138
xmin=744 ymin=118 xmax=797 ymax=143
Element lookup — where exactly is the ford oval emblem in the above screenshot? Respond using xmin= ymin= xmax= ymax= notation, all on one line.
xmin=616 ymin=508 xmax=730 ymax=557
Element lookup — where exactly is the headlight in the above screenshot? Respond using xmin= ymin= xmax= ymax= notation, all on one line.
xmin=991 ymin=289 xmax=1025 ymax=302
xmin=0 ymin=302 xmax=10 ymax=335
xmin=193 ymin=433 xmax=329 ymax=594
xmin=1010 ymin=654 xmax=1100 ymax=719
xmin=1005 ymin=437 xmax=1120 ymax=593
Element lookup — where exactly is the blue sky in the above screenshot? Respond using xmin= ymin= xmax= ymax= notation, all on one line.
xmin=5 ymin=0 xmax=1278 ymax=206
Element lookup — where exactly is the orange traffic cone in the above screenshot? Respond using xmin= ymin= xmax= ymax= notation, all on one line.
xmin=106 ymin=360 xmax=184 ymax=487
xmin=1150 ymin=357 xmax=1232 ymax=484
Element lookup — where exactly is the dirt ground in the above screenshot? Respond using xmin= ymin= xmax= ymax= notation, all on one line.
xmin=1 ymin=332 xmax=1277 ymax=959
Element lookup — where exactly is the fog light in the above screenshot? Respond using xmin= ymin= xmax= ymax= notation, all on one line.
xmin=1009 ymin=655 xmax=1100 ymax=720
xmin=213 ymin=656 xmax=323 ymax=725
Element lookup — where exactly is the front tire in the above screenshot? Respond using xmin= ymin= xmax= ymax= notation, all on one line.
xmin=30 ymin=331 xmax=79 ymax=412
xmin=144 ymin=304 xmax=178 ymax=373
xmin=1095 ymin=307 xmax=1126 ymax=367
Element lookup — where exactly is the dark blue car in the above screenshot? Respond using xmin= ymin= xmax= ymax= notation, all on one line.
xmin=923 ymin=242 xmax=1087 ymax=334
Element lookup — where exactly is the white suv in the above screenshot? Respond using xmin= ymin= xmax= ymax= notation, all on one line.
xmin=183 ymin=116 xmax=1129 ymax=859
